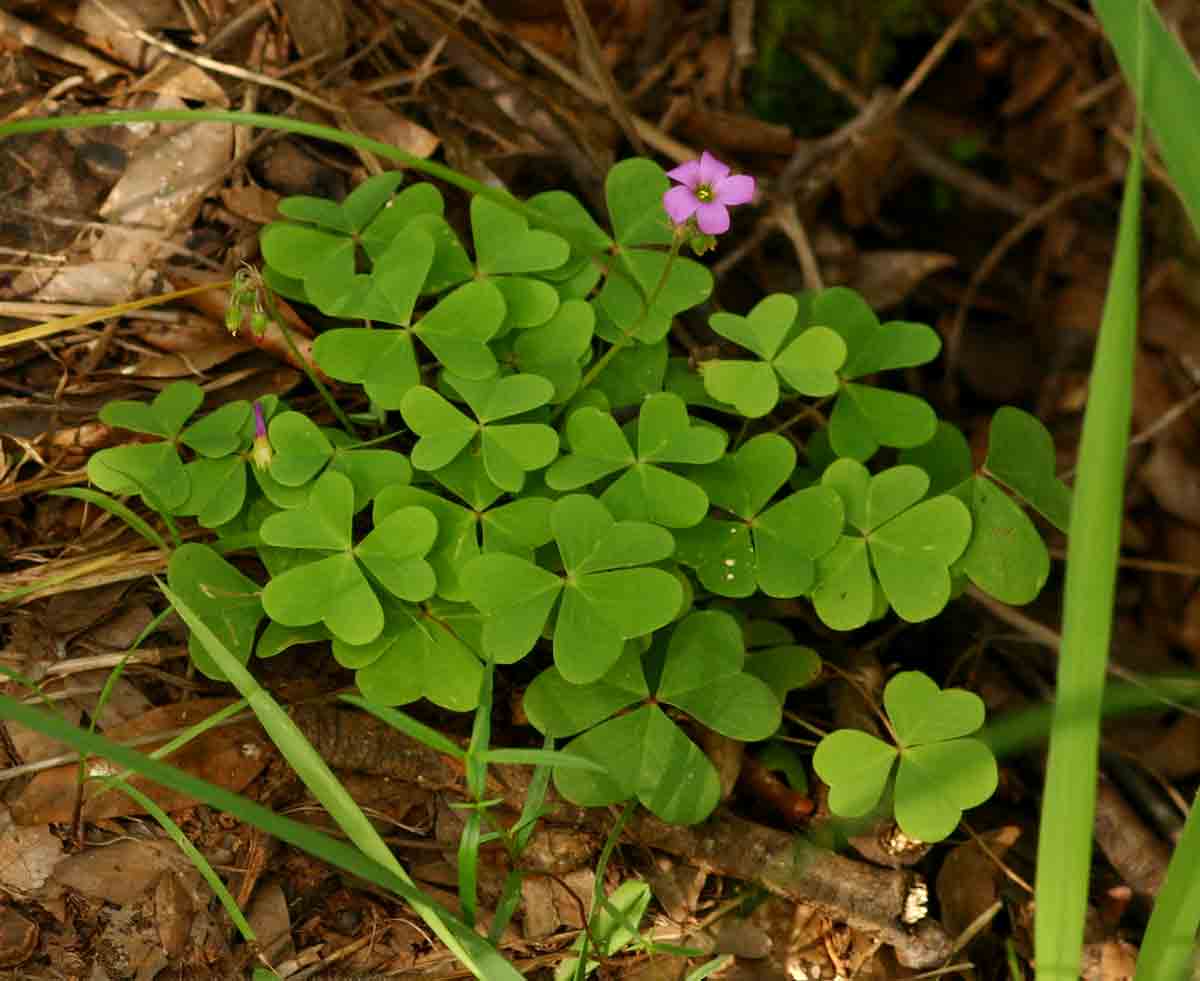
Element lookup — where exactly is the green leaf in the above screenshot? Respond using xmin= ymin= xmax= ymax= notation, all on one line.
xmin=700 ymin=297 xmax=848 ymax=413
xmin=816 ymin=671 xmax=996 ymax=841
xmin=353 ymin=603 xmax=483 ymax=711
xmin=830 ymin=384 xmax=937 ymax=459
xmin=412 ymin=280 xmax=505 ymax=380
xmin=451 ymin=372 xmax=555 ymax=422
xmin=168 ymin=544 xmax=263 ymax=681
xmin=869 ymin=495 xmax=972 ymax=622
xmin=313 ymin=328 xmax=421 ymax=409
xmin=656 ymin=611 xmax=781 ymax=740
xmin=268 ymin=412 xmax=334 ymax=487
xmin=553 ymin=494 xmax=676 ymax=573
xmin=461 ymin=553 xmax=562 ymax=663
xmin=523 ymin=648 xmax=648 ymax=738
xmin=494 ymin=276 xmax=559 ymax=329
xmin=744 ymin=645 xmax=822 ymax=698
xmin=606 ymin=158 xmax=673 ymax=247
xmin=894 ymin=739 xmax=998 ymax=842
xmin=179 ymin=401 xmax=250 ymax=458
xmin=708 ymin=293 xmax=798 ymax=360
xmin=263 ymin=552 xmax=384 ymax=646
xmin=886 ymin=671 xmax=985 ymax=746
xmin=811 ymin=537 xmax=874 ymax=631
xmin=259 ymin=470 xmax=354 ymax=551
xmin=326 ymin=447 xmax=412 ymax=513
xmin=355 ymin=505 xmax=438 ymax=602
xmin=512 ymin=299 xmax=595 ymax=402
xmin=87 ymin=442 xmax=190 ymax=513
xmin=360 ymin=183 xmax=445 ymax=258
xmin=471 ymin=195 xmax=569 ymax=275
xmin=341 ymin=171 xmax=406 ymax=231
xmin=100 ymin=381 xmax=203 ymax=438
xmin=554 ymin=706 xmax=721 ymax=824
xmin=401 ymin=386 xmax=478 ymax=472
xmin=590 ymin=339 xmax=668 ymax=411
xmin=256 ymin=621 xmax=328 ymax=659
xmin=811 ymin=286 xmax=940 ymax=377
xmin=179 ymin=456 xmax=246 ymax=528
xmin=774 ymin=326 xmax=847 ymax=397
xmin=546 ymin=408 xmax=632 ymax=489
xmin=952 ymin=476 xmax=1050 ymax=604
xmin=677 ymin=442 xmax=842 ymax=599
xmin=984 ymin=407 xmax=1071 ymax=533
xmin=812 ymin=728 xmax=897 ymax=818
xmin=595 ymin=250 xmax=713 ymax=344
xmin=898 ymin=422 xmax=973 ymax=497
xmin=691 ymin=433 xmax=795 ymax=519
xmin=699 ymin=361 xmax=778 ymax=418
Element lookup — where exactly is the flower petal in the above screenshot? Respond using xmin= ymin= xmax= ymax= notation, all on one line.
xmin=695 ymin=203 xmax=731 ymax=235
xmin=696 ymin=151 xmax=730 ymax=187
xmin=666 ymin=159 xmax=702 ymax=187
xmin=663 ymin=185 xmax=700 ymax=225
xmin=713 ymin=173 xmax=756 ymax=206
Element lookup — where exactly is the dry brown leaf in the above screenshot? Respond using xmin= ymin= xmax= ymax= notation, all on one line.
xmin=75 ymin=0 xmax=185 ymax=70
xmin=935 ymin=825 xmax=1021 ymax=938
xmin=11 ymin=698 xmax=271 ymax=825
xmin=219 ymin=184 xmax=282 ymax=225
xmin=279 ymin=0 xmax=347 ymax=63
xmin=93 ymin=110 xmax=234 ymax=270
xmin=1142 ymin=442 xmax=1200 ymax=527
xmin=333 ymin=90 xmax=441 ymax=162
xmin=847 ymin=250 xmax=956 ymax=311
xmin=0 ymin=806 xmax=64 ymax=893
xmin=1001 ymin=41 xmax=1068 ymax=117
xmin=123 ymin=339 xmax=251 ymax=379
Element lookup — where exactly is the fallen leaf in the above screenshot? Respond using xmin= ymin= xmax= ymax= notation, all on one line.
xmin=11 ymin=698 xmax=271 ymax=824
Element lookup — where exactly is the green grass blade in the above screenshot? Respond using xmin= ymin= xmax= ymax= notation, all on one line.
xmin=102 ymin=777 xmax=258 ymax=944
xmin=156 ymin=580 xmax=525 ymax=980
xmin=49 ymin=487 xmax=169 ymax=552
xmin=1134 ymin=789 xmax=1200 ymax=980
xmin=0 ymin=110 xmax=596 ymax=250
xmin=1033 ymin=46 xmax=1145 ymax=981
xmin=1093 ymin=0 xmax=1200 ymax=230
xmin=0 ymin=695 xmax=519 ymax=976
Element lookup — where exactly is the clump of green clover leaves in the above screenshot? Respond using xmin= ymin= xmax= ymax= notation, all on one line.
xmin=85 ymin=153 xmax=1070 ymax=829
xmin=812 ymin=671 xmax=999 ymax=842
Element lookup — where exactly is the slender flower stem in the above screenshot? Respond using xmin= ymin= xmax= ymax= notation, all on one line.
xmin=562 ymin=232 xmax=685 ymax=417
xmin=261 ymin=292 xmax=358 ymax=438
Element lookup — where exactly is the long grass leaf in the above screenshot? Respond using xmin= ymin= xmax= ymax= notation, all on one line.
xmin=156 ymin=581 xmax=526 ymax=980
xmin=1133 ymin=789 xmax=1200 ymax=980
xmin=1034 ymin=22 xmax=1145 ymax=981
xmin=1093 ymin=0 xmax=1200 ymax=231
xmin=49 ymin=488 xmax=168 ymax=552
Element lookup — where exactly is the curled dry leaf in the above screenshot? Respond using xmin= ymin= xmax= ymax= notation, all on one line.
xmin=279 ymin=0 xmax=347 ymax=63
xmin=935 ymin=825 xmax=1020 ymax=938
xmin=332 ymin=90 xmax=441 ymax=162
xmin=11 ymin=698 xmax=271 ymax=825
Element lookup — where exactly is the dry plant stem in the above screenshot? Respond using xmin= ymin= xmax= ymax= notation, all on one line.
xmin=0 ymin=10 xmax=124 ymax=85
xmin=263 ymin=300 xmax=357 ymax=437
xmin=510 ymin=30 xmax=696 ymax=163
xmin=279 ymin=708 xmax=949 ymax=965
xmin=562 ymin=0 xmax=646 ymax=156
xmin=630 ymin=812 xmax=950 ymax=968
xmin=944 ymin=174 xmax=1117 ymax=405
xmin=966 ymin=584 xmax=1200 ymax=717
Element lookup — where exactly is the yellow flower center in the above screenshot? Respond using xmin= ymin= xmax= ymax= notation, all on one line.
xmin=695 ymin=184 xmax=714 ymax=203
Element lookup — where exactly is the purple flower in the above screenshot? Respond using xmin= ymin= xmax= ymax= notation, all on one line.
xmin=663 ymin=152 xmax=756 ymax=235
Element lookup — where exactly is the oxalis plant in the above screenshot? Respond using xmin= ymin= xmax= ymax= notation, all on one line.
xmin=83 ymin=149 xmax=1072 ymax=841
